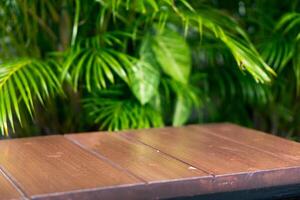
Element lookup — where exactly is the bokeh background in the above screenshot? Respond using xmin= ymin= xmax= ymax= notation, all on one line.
xmin=0 ymin=0 xmax=299 ymax=139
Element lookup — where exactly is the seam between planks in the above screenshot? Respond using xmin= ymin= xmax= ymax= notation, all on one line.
xmin=0 ymin=165 xmax=30 ymax=200
xmin=195 ymin=126 xmax=300 ymax=165
xmin=63 ymin=136 xmax=148 ymax=184
xmin=101 ymin=133 xmax=213 ymax=179
xmin=118 ymin=133 xmax=215 ymax=177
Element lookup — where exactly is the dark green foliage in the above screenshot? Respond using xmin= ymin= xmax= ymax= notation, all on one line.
xmin=0 ymin=0 xmax=299 ymax=138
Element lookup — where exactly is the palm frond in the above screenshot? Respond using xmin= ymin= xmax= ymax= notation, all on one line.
xmin=96 ymin=0 xmax=159 ymax=17
xmin=260 ymin=12 xmax=300 ymax=93
xmin=260 ymin=35 xmax=295 ymax=72
xmin=61 ymin=45 xmax=133 ymax=92
xmin=83 ymin=87 xmax=163 ymax=131
xmin=276 ymin=12 xmax=300 ymax=35
xmin=207 ymin=66 xmax=271 ymax=106
xmin=294 ymin=43 xmax=300 ymax=95
xmin=97 ymin=0 xmax=192 ymax=15
xmin=183 ymin=7 xmax=275 ymax=82
xmin=0 ymin=58 xmax=60 ymax=135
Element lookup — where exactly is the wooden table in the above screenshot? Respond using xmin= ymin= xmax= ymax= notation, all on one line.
xmin=1 ymin=123 xmax=300 ymax=200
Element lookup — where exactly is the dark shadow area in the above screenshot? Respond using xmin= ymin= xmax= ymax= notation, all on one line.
xmin=171 ymin=184 xmax=300 ymax=200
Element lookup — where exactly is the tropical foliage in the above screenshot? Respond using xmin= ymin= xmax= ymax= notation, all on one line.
xmin=0 ymin=0 xmax=299 ymax=139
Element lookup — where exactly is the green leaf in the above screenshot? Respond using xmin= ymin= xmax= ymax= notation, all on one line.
xmin=129 ymin=36 xmax=160 ymax=104
xmin=173 ymin=94 xmax=192 ymax=126
xmin=153 ymin=29 xmax=191 ymax=84
xmin=129 ymin=60 xmax=160 ymax=105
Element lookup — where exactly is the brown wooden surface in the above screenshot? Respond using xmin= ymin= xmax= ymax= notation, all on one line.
xmin=0 ymin=167 xmax=22 ymax=200
xmin=120 ymin=126 xmax=295 ymax=174
xmin=1 ymin=124 xmax=300 ymax=199
xmin=199 ymin=123 xmax=300 ymax=163
xmin=0 ymin=136 xmax=142 ymax=199
xmin=66 ymin=132 xmax=208 ymax=182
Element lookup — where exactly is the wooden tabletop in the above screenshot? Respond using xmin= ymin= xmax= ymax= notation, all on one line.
xmin=1 ymin=123 xmax=300 ymax=200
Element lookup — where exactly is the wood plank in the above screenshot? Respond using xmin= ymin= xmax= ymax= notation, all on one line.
xmin=66 ymin=133 xmax=209 ymax=182
xmin=120 ymin=125 xmax=300 ymax=192
xmin=0 ymin=136 xmax=143 ymax=199
xmin=1 ymin=124 xmax=300 ymax=199
xmin=197 ymin=123 xmax=300 ymax=163
xmin=121 ymin=126 xmax=293 ymax=174
xmin=0 ymin=167 xmax=23 ymax=200
xmin=65 ymin=133 xmax=216 ymax=199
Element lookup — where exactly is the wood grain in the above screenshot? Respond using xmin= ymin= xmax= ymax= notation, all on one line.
xmin=66 ymin=132 xmax=209 ymax=182
xmin=65 ymin=133 xmax=215 ymax=199
xmin=198 ymin=123 xmax=300 ymax=163
xmin=0 ymin=167 xmax=23 ymax=200
xmin=0 ymin=136 xmax=142 ymax=198
xmin=120 ymin=126 xmax=293 ymax=175
xmin=1 ymin=124 xmax=300 ymax=199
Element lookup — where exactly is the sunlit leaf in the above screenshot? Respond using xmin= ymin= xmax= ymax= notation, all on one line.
xmin=129 ymin=36 xmax=160 ymax=104
xmin=0 ymin=58 xmax=61 ymax=135
xmin=153 ymin=29 xmax=191 ymax=84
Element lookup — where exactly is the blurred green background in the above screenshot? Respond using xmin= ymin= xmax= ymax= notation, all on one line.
xmin=0 ymin=0 xmax=299 ymax=139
